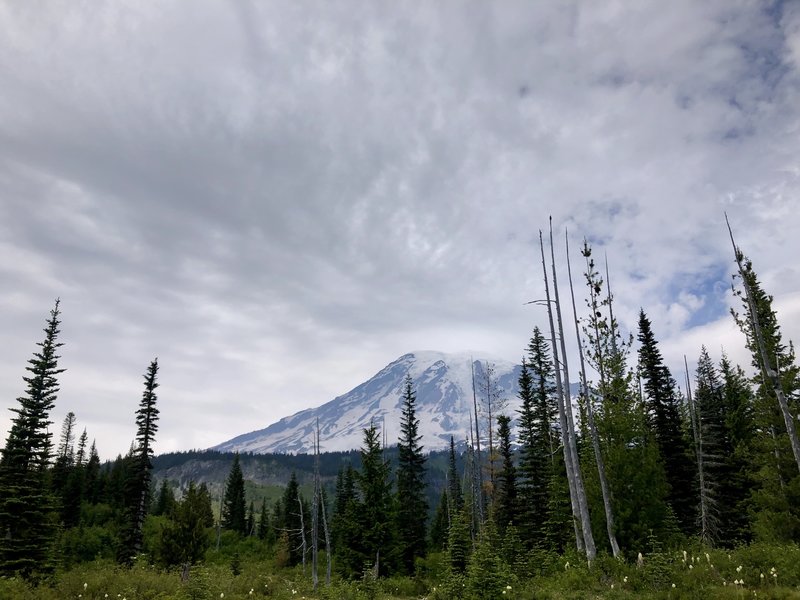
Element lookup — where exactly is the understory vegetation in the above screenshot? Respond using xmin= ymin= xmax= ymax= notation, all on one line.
xmin=2 ymin=540 xmax=800 ymax=599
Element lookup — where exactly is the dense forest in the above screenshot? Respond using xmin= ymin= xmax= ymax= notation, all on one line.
xmin=1 ymin=228 xmax=799 ymax=599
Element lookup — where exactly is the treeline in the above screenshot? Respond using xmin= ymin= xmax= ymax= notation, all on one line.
xmin=0 ymin=223 xmax=798 ymax=591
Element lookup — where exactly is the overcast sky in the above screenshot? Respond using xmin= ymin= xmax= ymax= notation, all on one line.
xmin=2 ymin=1 xmax=799 ymax=460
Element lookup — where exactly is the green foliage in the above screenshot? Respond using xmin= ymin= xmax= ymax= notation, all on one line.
xmin=0 ymin=300 xmax=64 ymax=578
xmin=429 ymin=489 xmax=449 ymax=551
xmin=355 ymin=422 xmax=395 ymax=577
xmin=395 ymin=375 xmax=428 ymax=574
xmin=448 ymin=509 xmax=471 ymax=573
xmin=517 ymin=330 xmax=558 ymax=549
xmin=465 ymin=520 xmax=514 ymax=600
xmin=494 ymin=415 xmax=517 ymax=533
xmin=637 ymin=310 xmax=697 ymax=534
xmin=277 ymin=472 xmax=307 ymax=567
xmin=221 ymin=453 xmax=247 ymax=535
xmin=158 ymin=482 xmax=213 ymax=567
xmin=118 ymin=358 xmax=160 ymax=564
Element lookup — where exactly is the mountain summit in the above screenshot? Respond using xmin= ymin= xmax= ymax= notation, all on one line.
xmin=213 ymin=351 xmax=525 ymax=454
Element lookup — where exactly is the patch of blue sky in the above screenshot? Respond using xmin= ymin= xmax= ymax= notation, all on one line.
xmin=669 ymin=262 xmax=732 ymax=329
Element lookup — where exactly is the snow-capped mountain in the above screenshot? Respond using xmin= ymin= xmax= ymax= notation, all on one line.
xmin=213 ymin=351 xmax=531 ymax=455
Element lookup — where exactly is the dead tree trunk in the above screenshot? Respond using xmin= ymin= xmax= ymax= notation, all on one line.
xmin=726 ymin=214 xmax=800 ymax=474
xmin=566 ymin=230 xmax=620 ymax=558
xmin=548 ymin=221 xmax=596 ymax=562
xmin=298 ymin=496 xmax=307 ymax=576
xmin=312 ymin=421 xmax=320 ymax=590
xmin=471 ymin=359 xmax=485 ymax=525
xmin=539 ymin=229 xmax=584 ymax=555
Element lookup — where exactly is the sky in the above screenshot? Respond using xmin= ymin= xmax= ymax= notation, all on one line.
xmin=1 ymin=1 xmax=799 ymax=461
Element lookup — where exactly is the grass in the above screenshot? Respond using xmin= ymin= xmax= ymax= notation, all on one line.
xmin=2 ymin=543 xmax=800 ymax=600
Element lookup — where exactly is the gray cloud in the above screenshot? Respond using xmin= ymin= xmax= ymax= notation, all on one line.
xmin=1 ymin=1 xmax=799 ymax=458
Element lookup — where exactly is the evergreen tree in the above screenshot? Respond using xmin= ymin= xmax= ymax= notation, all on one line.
xmin=52 ymin=412 xmax=76 ymax=496
xmin=159 ymin=481 xmax=212 ymax=568
xmin=221 ymin=453 xmax=247 ymax=535
xmin=74 ymin=428 xmax=88 ymax=467
xmin=356 ymin=421 xmax=395 ymax=576
xmin=448 ymin=508 xmax=471 ymax=574
xmin=429 ymin=488 xmax=449 ymax=550
xmin=395 ymin=375 xmax=427 ymax=574
xmin=118 ymin=358 xmax=160 ymax=564
xmin=280 ymin=472 xmax=305 ymax=566
xmin=637 ymin=310 xmax=696 ymax=532
xmin=494 ymin=415 xmax=517 ymax=532
xmin=731 ymin=254 xmax=800 ymax=541
xmin=197 ymin=483 xmax=215 ymax=528
xmin=246 ymin=500 xmax=256 ymax=537
xmin=153 ymin=480 xmax=176 ymax=517
xmin=0 ymin=299 xmax=64 ymax=576
xmin=718 ymin=354 xmax=757 ymax=543
xmin=257 ymin=498 xmax=274 ymax=543
xmin=84 ymin=441 xmax=102 ymax=505
xmin=693 ymin=347 xmax=726 ymax=545
xmin=516 ymin=331 xmax=557 ymax=547
xmin=582 ymin=249 xmax=670 ymax=552
xmin=447 ymin=436 xmax=463 ymax=515
xmin=331 ymin=464 xmax=361 ymax=577
xmin=544 ymin=452 xmax=574 ymax=552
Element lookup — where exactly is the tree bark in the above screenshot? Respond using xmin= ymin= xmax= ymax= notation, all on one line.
xmin=548 ymin=221 xmax=596 ymax=562
xmin=539 ymin=229 xmax=585 ymax=555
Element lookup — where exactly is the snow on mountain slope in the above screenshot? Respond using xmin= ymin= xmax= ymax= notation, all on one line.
xmin=213 ymin=351 xmax=581 ymax=455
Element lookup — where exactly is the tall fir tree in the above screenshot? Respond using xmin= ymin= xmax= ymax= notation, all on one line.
xmin=153 ymin=479 xmax=176 ymax=517
xmin=0 ymin=300 xmax=64 ymax=576
xmin=516 ymin=330 xmax=557 ymax=547
xmin=429 ymin=488 xmax=450 ymax=550
xmin=447 ymin=436 xmax=463 ymax=516
xmin=258 ymin=498 xmax=276 ymax=544
xmin=356 ymin=421 xmax=395 ymax=576
xmin=395 ymin=375 xmax=428 ymax=574
xmin=279 ymin=472 xmax=305 ymax=566
xmin=118 ymin=358 xmax=160 ymax=564
xmin=637 ymin=310 xmax=696 ymax=533
xmin=52 ymin=412 xmax=76 ymax=496
xmin=246 ymin=500 xmax=256 ymax=537
xmin=693 ymin=347 xmax=726 ymax=545
xmin=331 ymin=464 xmax=361 ymax=577
xmin=718 ymin=354 xmax=757 ymax=544
xmin=493 ymin=415 xmax=517 ymax=533
xmin=731 ymin=254 xmax=800 ymax=541
xmin=84 ymin=441 xmax=102 ymax=505
xmin=221 ymin=453 xmax=247 ymax=535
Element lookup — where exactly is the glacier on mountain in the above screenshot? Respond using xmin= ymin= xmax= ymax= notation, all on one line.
xmin=213 ymin=351 xmax=530 ymax=454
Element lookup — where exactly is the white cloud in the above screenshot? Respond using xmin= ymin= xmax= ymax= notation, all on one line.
xmin=1 ymin=1 xmax=799 ymax=458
